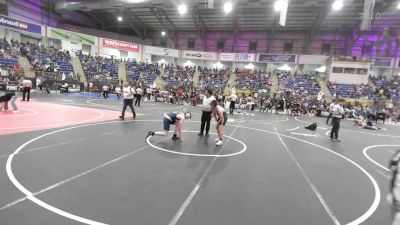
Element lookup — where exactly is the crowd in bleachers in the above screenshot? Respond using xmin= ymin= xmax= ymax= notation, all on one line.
xmin=79 ymin=54 xmax=118 ymax=78
xmin=370 ymin=76 xmax=400 ymax=101
xmin=328 ymin=82 xmax=377 ymax=100
xmin=22 ymin=42 xmax=74 ymax=75
xmin=126 ymin=61 xmax=160 ymax=85
xmin=235 ymin=69 xmax=271 ymax=91
xmin=0 ymin=38 xmax=19 ymax=69
xmin=198 ymin=67 xmax=229 ymax=90
xmin=281 ymin=73 xmax=321 ymax=95
xmin=163 ymin=65 xmax=195 ymax=90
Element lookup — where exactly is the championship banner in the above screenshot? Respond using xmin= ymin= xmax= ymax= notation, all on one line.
xmin=371 ymin=57 xmax=392 ymax=67
xmin=49 ymin=27 xmax=96 ymax=45
xmin=182 ymin=50 xmax=217 ymax=61
xmin=258 ymin=54 xmax=296 ymax=63
xmin=143 ymin=45 xmax=179 ymax=58
xmin=0 ymin=15 xmax=41 ymax=34
xmin=102 ymin=39 xmax=140 ymax=52
xmin=219 ymin=53 xmax=255 ymax=62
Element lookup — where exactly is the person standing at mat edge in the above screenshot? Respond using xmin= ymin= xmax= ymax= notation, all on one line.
xmin=21 ymin=78 xmax=32 ymax=102
xmin=211 ymin=100 xmax=228 ymax=146
xmin=326 ymin=101 xmax=335 ymax=124
xmin=119 ymin=81 xmax=136 ymax=120
xmin=330 ymin=99 xmax=344 ymax=142
xmin=199 ymin=89 xmax=216 ymax=136
xmin=229 ymin=91 xmax=238 ymax=115
xmin=135 ymin=85 xmax=143 ymax=107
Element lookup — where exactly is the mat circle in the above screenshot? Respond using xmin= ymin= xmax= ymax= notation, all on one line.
xmin=146 ymin=130 xmax=247 ymax=157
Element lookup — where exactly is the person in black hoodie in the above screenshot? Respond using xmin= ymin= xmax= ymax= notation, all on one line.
xmin=0 ymin=92 xmax=15 ymax=112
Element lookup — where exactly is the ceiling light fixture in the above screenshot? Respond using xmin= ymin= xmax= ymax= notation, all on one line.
xmin=126 ymin=0 xmax=146 ymax=3
xmin=117 ymin=16 xmax=123 ymax=22
xmin=178 ymin=4 xmax=187 ymax=15
xmin=397 ymin=2 xmax=400 ymax=9
xmin=332 ymin=0 xmax=343 ymax=11
xmin=223 ymin=2 xmax=233 ymax=14
xmin=274 ymin=0 xmax=286 ymax=12
xmin=161 ymin=31 xmax=166 ymax=36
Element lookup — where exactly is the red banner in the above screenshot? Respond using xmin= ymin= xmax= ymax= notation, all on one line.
xmin=102 ymin=39 xmax=140 ymax=52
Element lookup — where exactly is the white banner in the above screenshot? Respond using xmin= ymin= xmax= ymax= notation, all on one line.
xmin=219 ymin=53 xmax=256 ymax=62
xmin=143 ymin=45 xmax=179 ymax=58
xmin=298 ymin=55 xmax=329 ymax=65
xmin=182 ymin=50 xmax=217 ymax=61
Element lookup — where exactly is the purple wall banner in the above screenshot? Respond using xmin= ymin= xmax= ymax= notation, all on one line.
xmin=258 ymin=54 xmax=296 ymax=63
xmin=372 ymin=57 xmax=392 ymax=67
xmin=0 ymin=15 xmax=41 ymax=34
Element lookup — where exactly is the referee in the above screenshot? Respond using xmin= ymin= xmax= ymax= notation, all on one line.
xmin=21 ymin=78 xmax=32 ymax=102
xmin=198 ymin=89 xmax=215 ymax=136
xmin=330 ymin=99 xmax=344 ymax=142
xmin=229 ymin=91 xmax=238 ymax=115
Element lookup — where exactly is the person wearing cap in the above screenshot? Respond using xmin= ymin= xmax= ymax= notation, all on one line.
xmin=146 ymin=111 xmax=191 ymax=141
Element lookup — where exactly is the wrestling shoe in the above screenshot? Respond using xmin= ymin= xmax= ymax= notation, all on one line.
xmin=172 ymin=134 xmax=180 ymax=141
xmin=119 ymin=116 xmax=124 ymax=120
xmin=146 ymin=131 xmax=155 ymax=139
xmin=216 ymin=140 xmax=223 ymax=146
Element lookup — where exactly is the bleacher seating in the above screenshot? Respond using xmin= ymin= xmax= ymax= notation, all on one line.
xmin=235 ymin=70 xmax=271 ymax=91
xmin=24 ymin=43 xmax=74 ymax=75
xmin=371 ymin=76 xmax=400 ymax=101
xmin=0 ymin=39 xmax=19 ymax=68
xmin=80 ymin=55 xmax=118 ymax=78
xmin=163 ymin=66 xmax=194 ymax=88
xmin=328 ymin=83 xmax=378 ymax=99
xmin=283 ymin=75 xmax=320 ymax=95
xmin=199 ymin=68 xmax=229 ymax=89
xmin=126 ymin=61 xmax=160 ymax=85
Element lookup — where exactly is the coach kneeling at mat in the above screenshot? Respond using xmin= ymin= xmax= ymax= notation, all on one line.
xmin=199 ymin=89 xmax=215 ymax=136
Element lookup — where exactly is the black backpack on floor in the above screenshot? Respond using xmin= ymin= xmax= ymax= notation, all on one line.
xmin=305 ymin=123 xmax=317 ymax=131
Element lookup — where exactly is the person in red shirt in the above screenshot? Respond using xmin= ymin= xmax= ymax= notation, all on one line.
xmin=177 ymin=88 xmax=184 ymax=105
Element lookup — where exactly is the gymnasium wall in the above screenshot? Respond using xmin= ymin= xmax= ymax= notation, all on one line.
xmin=151 ymin=30 xmax=400 ymax=58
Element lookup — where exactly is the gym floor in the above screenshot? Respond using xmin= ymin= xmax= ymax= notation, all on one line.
xmin=0 ymin=94 xmax=399 ymax=225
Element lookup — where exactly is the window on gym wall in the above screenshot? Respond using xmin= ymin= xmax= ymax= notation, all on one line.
xmin=357 ymin=68 xmax=368 ymax=75
xmin=332 ymin=67 xmax=344 ymax=73
xmin=344 ymin=68 xmax=356 ymax=74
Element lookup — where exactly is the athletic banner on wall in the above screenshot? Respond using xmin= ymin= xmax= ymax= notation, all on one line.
xmin=219 ymin=53 xmax=256 ymax=62
xmin=143 ymin=45 xmax=179 ymax=58
xmin=48 ymin=27 xmax=96 ymax=45
xmin=258 ymin=54 xmax=296 ymax=63
xmin=102 ymin=39 xmax=140 ymax=52
xmin=0 ymin=15 xmax=41 ymax=34
xmin=181 ymin=50 xmax=217 ymax=61
xmin=372 ymin=57 xmax=392 ymax=67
